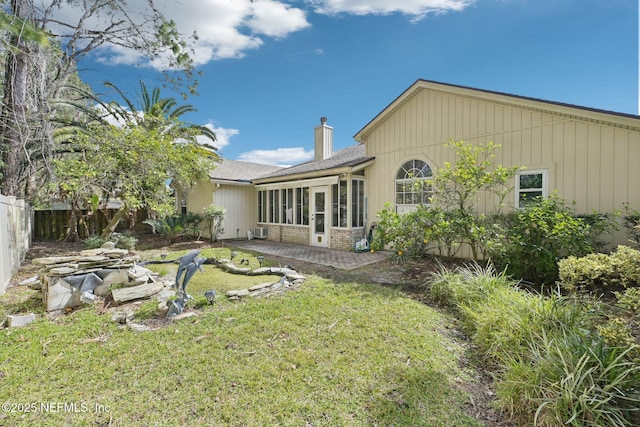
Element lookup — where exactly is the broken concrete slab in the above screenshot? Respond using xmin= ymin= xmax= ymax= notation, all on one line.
xmin=7 ymin=313 xmax=36 ymax=327
xmin=111 ymin=282 xmax=164 ymax=304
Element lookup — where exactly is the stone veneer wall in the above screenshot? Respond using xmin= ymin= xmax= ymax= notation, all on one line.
xmin=261 ymin=224 xmax=309 ymax=246
xmin=259 ymin=223 xmax=362 ymax=251
xmin=330 ymin=228 xmax=364 ymax=252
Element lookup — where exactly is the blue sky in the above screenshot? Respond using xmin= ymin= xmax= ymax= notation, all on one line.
xmin=75 ymin=0 xmax=638 ymax=166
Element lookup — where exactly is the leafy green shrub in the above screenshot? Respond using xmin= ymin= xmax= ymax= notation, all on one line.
xmin=115 ymin=232 xmax=138 ymax=250
xmin=143 ymin=213 xmax=202 ymax=244
xmin=202 ymin=204 xmax=226 ymax=242
xmin=484 ymin=195 xmax=597 ymax=286
xmin=575 ymin=212 xmax=619 ymax=252
xmin=615 ymin=287 xmax=640 ymax=314
xmin=558 ymin=246 xmax=640 ymax=293
xmin=84 ymin=235 xmax=105 ymax=249
xmin=373 ymin=140 xmax=519 ymax=260
xmin=622 ymin=203 xmax=640 ymax=247
xmin=597 ymin=317 xmax=637 ymax=349
xmin=372 ymin=203 xmax=438 ymax=258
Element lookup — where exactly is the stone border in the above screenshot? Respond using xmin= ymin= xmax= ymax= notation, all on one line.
xmin=210 ymin=258 xmax=305 ymax=300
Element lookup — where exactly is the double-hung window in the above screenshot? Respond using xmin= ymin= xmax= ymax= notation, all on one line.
xmin=515 ymin=170 xmax=548 ymax=208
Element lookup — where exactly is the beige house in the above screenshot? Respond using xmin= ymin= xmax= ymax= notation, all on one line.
xmin=188 ymin=80 xmax=640 ymax=251
xmin=186 ymin=159 xmax=282 ymax=240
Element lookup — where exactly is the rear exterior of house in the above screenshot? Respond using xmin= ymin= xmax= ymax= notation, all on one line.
xmin=187 ymin=79 xmax=640 ymax=253
xmin=354 ymin=80 xmax=640 ymax=251
xmin=186 ymin=160 xmax=282 ymax=241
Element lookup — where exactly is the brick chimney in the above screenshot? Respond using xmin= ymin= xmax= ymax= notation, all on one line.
xmin=314 ymin=116 xmax=333 ymax=161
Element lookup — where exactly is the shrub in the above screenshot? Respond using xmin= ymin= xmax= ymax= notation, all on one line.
xmin=84 ymin=235 xmax=105 ymax=249
xmin=622 ymin=202 xmax=640 ymax=247
xmin=115 ymin=232 xmax=137 ymax=250
xmin=202 ymin=204 xmax=226 ymax=242
xmin=372 ymin=203 xmax=439 ymax=258
xmin=558 ymin=246 xmax=640 ymax=293
xmin=615 ymin=287 xmax=640 ymax=314
xmin=484 ymin=195 xmax=597 ymax=286
xmin=143 ymin=213 xmax=202 ymax=244
xmin=597 ymin=317 xmax=637 ymax=349
xmin=373 ymin=140 xmax=519 ymax=260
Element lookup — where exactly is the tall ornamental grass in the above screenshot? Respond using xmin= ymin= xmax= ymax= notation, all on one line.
xmin=426 ymin=264 xmax=640 ymax=426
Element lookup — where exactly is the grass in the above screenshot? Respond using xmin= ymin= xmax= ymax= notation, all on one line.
xmin=0 ymin=274 xmax=485 ymax=426
xmin=144 ymin=247 xmax=284 ymax=294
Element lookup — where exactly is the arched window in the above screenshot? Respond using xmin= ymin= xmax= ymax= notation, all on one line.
xmin=395 ymin=159 xmax=433 ymax=211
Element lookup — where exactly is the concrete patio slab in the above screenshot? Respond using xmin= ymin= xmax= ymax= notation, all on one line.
xmin=230 ymin=240 xmax=388 ymax=270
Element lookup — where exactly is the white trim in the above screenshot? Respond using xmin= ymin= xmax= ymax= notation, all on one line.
xmin=515 ymin=169 xmax=549 ymax=208
xmin=255 ymin=176 xmax=339 ymax=191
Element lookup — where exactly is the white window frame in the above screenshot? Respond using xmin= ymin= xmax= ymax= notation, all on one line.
xmin=395 ymin=159 xmax=433 ymax=213
xmin=515 ymin=169 xmax=548 ymax=208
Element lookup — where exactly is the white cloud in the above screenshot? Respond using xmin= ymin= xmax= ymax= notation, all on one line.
xmin=198 ymin=123 xmax=239 ymax=150
xmin=308 ymin=0 xmax=473 ymax=20
xmin=40 ymin=0 xmax=310 ymax=68
xmin=238 ymin=147 xmax=314 ymax=166
xmin=246 ymin=1 xmax=310 ymax=38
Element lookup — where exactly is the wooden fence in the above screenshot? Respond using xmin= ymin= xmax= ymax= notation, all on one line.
xmin=33 ymin=209 xmax=149 ymax=240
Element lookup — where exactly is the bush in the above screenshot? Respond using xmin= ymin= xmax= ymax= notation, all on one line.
xmin=372 ymin=203 xmax=438 ymax=258
xmin=202 ymin=204 xmax=226 ymax=242
xmin=143 ymin=213 xmax=202 ymax=244
xmin=84 ymin=235 xmax=105 ymax=249
xmin=616 ymin=287 xmax=640 ymax=314
xmin=558 ymin=246 xmax=640 ymax=294
xmin=484 ymin=195 xmax=598 ymax=286
xmin=115 ymin=232 xmax=137 ymax=250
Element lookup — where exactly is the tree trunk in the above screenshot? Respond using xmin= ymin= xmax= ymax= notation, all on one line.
xmin=101 ymin=205 xmax=127 ymax=239
xmin=0 ymin=0 xmax=34 ymax=197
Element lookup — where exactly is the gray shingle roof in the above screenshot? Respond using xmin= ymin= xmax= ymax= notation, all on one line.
xmin=209 ymin=159 xmax=284 ymax=183
xmin=257 ymin=144 xmax=373 ymax=180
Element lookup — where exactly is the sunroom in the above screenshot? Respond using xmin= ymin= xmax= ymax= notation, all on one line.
xmin=252 ymin=119 xmax=374 ymax=251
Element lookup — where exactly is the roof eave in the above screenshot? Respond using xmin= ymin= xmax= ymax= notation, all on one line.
xmin=253 ymin=160 xmax=374 ymax=185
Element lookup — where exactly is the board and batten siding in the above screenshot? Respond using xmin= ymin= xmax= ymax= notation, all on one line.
xmin=361 ymin=84 xmax=640 ymax=250
xmin=187 ymin=182 xmax=257 ymax=240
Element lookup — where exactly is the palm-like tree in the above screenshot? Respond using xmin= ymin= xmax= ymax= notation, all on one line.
xmin=52 ymin=80 xmax=216 ymax=145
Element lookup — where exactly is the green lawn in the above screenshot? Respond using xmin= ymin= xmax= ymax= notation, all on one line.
xmin=0 ymin=273 xmax=486 ymax=426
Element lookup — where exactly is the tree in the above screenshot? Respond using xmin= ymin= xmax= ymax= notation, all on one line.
xmin=429 ymin=140 xmax=520 ymax=259
xmin=57 ymin=80 xmax=216 ymax=144
xmin=50 ymin=120 xmax=215 ymax=241
xmin=0 ymin=0 xmax=197 ymax=198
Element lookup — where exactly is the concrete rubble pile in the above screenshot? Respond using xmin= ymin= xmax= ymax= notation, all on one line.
xmin=32 ymin=248 xmax=167 ymax=312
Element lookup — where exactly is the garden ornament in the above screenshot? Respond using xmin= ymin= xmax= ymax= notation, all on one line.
xmin=179 ymin=256 xmax=206 ymax=298
xmin=175 ymin=249 xmax=201 ymax=289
